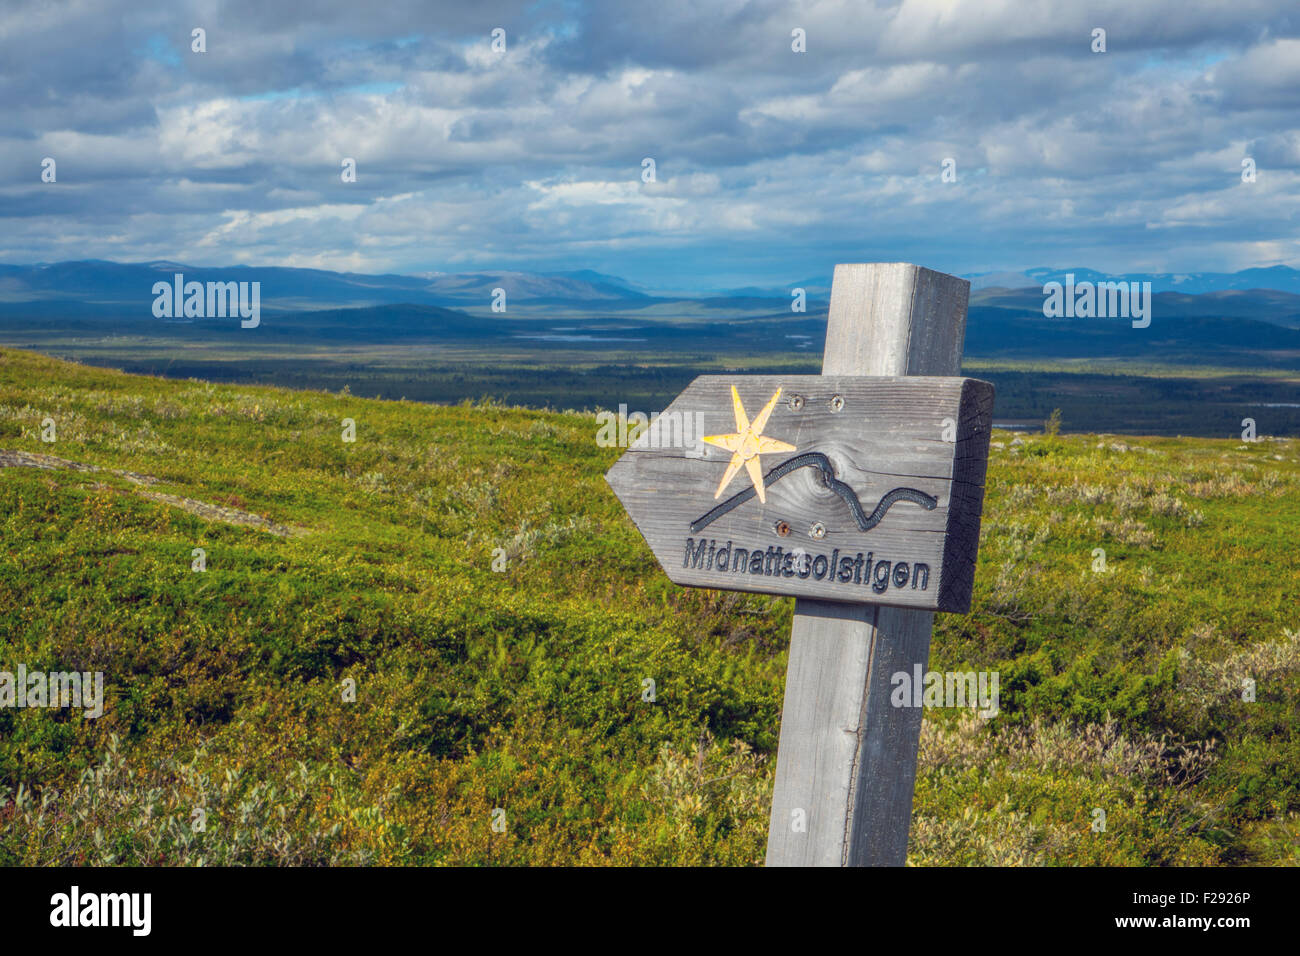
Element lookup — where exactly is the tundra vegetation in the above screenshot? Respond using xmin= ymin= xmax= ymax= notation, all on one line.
xmin=0 ymin=347 xmax=1297 ymax=865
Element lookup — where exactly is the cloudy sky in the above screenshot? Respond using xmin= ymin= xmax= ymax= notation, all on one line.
xmin=2 ymin=0 xmax=1298 ymax=290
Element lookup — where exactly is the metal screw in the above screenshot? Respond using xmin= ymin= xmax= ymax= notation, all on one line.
xmin=788 ymin=394 xmax=804 ymax=411
xmin=829 ymin=395 xmax=844 ymax=412
xmin=775 ymin=520 xmax=791 ymax=537
xmin=809 ymin=522 xmax=826 ymax=539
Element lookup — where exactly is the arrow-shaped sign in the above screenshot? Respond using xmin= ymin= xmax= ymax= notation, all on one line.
xmin=606 ymin=374 xmax=993 ymax=613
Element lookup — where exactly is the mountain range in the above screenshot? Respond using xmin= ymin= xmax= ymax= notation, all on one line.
xmin=1 ymin=259 xmax=1299 ymax=374
xmin=4 ymin=260 xmax=1300 ymax=313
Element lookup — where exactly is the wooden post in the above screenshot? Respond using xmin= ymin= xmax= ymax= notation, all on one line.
xmin=764 ymin=263 xmax=971 ymax=867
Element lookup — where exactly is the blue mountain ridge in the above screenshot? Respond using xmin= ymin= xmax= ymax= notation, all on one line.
xmin=3 ymin=260 xmax=1300 ymax=310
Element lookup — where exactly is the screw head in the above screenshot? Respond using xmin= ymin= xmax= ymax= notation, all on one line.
xmin=829 ymin=395 xmax=844 ymax=412
xmin=775 ymin=520 xmax=791 ymax=536
xmin=788 ymin=394 xmax=805 ymax=411
xmin=810 ymin=521 xmax=826 ymax=539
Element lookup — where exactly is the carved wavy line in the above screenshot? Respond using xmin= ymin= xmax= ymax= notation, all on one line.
xmin=689 ymin=451 xmax=937 ymax=534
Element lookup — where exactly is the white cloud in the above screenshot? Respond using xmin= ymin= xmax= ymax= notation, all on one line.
xmin=0 ymin=0 xmax=1298 ymax=282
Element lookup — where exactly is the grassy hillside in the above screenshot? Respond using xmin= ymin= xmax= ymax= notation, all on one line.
xmin=0 ymin=346 xmax=1297 ymax=865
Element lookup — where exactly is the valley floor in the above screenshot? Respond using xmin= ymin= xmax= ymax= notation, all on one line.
xmin=3 ymin=333 xmax=1300 ymax=438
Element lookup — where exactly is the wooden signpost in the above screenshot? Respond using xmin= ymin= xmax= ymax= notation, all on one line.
xmin=606 ymin=375 xmax=991 ymax=612
xmin=607 ymin=263 xmax=992 ymax=866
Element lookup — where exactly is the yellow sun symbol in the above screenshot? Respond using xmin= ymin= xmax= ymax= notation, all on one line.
xmin=703 ymin=386 xmax=796 ymax=503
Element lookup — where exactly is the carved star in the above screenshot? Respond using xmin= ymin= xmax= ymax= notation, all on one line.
xmin=703 ymin=386 xmax=796 ymax=503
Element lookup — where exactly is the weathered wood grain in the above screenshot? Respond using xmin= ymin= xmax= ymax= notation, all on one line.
xmin=765 ymin=601 xmax=933 ymax=865
xmin=766 ymin=262 xmax=977 ymax=868
xmin=822 ymin=262 xmax=969 ymax=378
xmin=604 ymin=374 xmax=993 ymax=612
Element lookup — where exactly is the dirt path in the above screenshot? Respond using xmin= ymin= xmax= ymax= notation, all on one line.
xmin=0 ymin=449 xmax=302 ymax=536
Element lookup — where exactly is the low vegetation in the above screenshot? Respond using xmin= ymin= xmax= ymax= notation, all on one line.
xmin=0 ymin=347 xmax=1296 ymax=865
